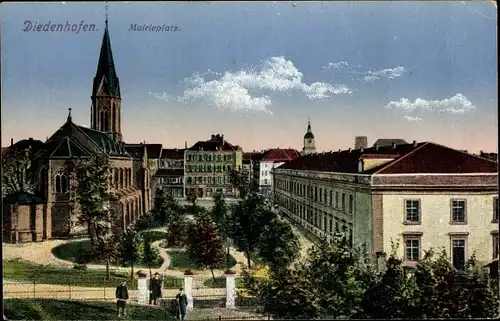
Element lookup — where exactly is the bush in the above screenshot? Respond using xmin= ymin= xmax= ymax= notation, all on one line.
xmin=135 ymin=212 xmax=161 ymax=231
xmin=139 ymin=230 xmax=168 ymax=243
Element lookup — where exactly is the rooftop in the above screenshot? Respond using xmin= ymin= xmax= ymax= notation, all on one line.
xmin=161 ymin=148 xmax=185 ymax=160
xmin=278 ymin=142 xmax=498 ymax=174
xmin=188 ymin=134 xmax=240 ymax=152
xmin=260 ymin=148 xmax=301 ymax=162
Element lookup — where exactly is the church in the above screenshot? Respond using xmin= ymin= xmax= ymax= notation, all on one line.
xmin=3 ymin=18 xmax=152 ymax=241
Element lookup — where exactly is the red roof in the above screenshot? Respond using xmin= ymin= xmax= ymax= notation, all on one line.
xmin=161 ymin=148 xmax=185 ymax=159
xmin=279 ymin=142 xmax=498 ymax=174
xmin=261 ymin=148 xmax=301 ymax=162
xmin=368 ymin=142 xmax=498 ymax=174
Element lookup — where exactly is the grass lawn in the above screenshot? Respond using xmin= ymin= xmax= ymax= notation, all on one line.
xmin=3 ymin=259 xmax=181 ymax=289
xmin=167 ymin=251 xmax=237 ymax=270
xmin=4 ymin=299 xmax=176 ymax=320
xmin=51 ymin=238 xmax=164 ymax=269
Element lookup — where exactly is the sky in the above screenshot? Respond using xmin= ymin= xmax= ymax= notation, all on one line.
xmin=1 ymin=1 xmax=498 ymax=153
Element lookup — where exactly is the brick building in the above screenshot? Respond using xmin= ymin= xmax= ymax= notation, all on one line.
xmin=2 ymin=19 xmax=152 ymax=240
xmin=273 ymin=141 xmax=498 ymax=269
xmin=184 ymin=134 xmax=243 ymax=199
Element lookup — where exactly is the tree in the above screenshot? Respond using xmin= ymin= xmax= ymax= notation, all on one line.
xmin=2 ymin=146 xmax=38 ymax=197
xmin=186 ymin=192 xmax=197 ymax=207
xmin=64 ymin=155 xmax=115 ymax=250
xmin=228 ymin=192 xmax=275 ymax=268
xmin=359 ymin=244 xmax=414 ymax=318
xmin=186 ymin=213 xmax=225 ymax=280
xmin=166 ymin=212 xmax=188 ymax=247
xmin=151 ymin=187 xmax=179 ymax=226
xmin=143 ymin=238 xmax=160 ymax=278
xmin=256 ymin=217 xmax=300 ymax=272
xmin=210 ymin=193 xmax=232 ymax=268
xmin=228 ymin=169 xmax=257 ymax=198
xmin=95 ymin=228 xmax=122 ymax=280
xmin=120 ymin=228 xmax=144 ymax=280
xmin=244 ymin=234 xmax=378 ymax=319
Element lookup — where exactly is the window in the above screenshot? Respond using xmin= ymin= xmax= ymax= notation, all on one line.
xmin=451 ymin=199 xmax=467 ymax=223
xmin=319 ymin=188 xmax=323 ymax=203
xmin=329 ymin=191 xmax=333 ymax=206
xmin=451 ymin=238 xmax=466 ymax=271
xmin=349 ymin=195 xmax=354 ymax=214
xmin=494 ymin=198 xmax=499 ymax=223
xmin=404 ymin=236 xmax=421 ymax=261
xmin=342 ymin=193 xmax=346 ymax=211
xmin=493 ymin=233 xmax=499 ymax=260
xmin=405 ymin=200 xmax=420 ymax=224
xmin=329 ymin=219 xmax=333 ymax=233
xmin=335 ymin=192 xmax=339 ymax=208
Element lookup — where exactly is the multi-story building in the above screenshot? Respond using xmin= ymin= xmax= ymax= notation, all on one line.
xmin=242 ymin=152 xmax=256 ymax=185
xmin=273 ymin=141 xmax=498 ymax=269
xmin=184 ymin=134 xmax=243 ymax=199
xmin=153 ymin=148 xmax=185 ymax=198
xmin=255 ymin=148 xmax=300 ymax=197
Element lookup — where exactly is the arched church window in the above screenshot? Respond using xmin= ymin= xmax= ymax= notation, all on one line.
xmin=61 ymin=175 xmax=68 ymax=194
xmin=55 ymin=175 xmax=61 ymax=193
xmin=103 ymin=110 xmax=109 ymax=131
xmin=114 ymin=169 xmax=119 ymax=187
xmin=119 ymin=168 xmax=124 ymax=189
xmin=112 ymin=103 xmax=116 ymax=131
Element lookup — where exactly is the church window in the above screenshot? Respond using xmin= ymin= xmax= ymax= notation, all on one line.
xmin=103 ymin=110 xmax=109 ymax=131
xmin=55 ymin=174 xmax=68 ymax=194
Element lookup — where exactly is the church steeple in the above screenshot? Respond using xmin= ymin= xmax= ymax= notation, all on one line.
xmin=302 ymin=117 xmax=316 ymax=155
xmin=91 ymin=3 xmax=122 ymax=142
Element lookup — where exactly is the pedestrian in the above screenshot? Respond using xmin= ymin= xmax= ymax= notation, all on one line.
xmin=115 ymin=281 xmax=129 ymax=318
xmin=175 ymin=287 xmax=188 ymax=320
xmin=149 ymin=272 xmax=162 ymax=305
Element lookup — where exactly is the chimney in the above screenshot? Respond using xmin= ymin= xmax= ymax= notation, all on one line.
xmin=185 ymin=141 xmax=187 ymax=149
xmin=338 ymin=149 xmax=341 ymax=152
xmin=355 ymin=136 xmax=368 ymax=150
xmin=348 ymin=148 xmax=352 ymax=153
xmin=360 ymin=147 xmax=364 ymax=153
xmin=374 ymin=143 xmax=379 ymax=151
xmin=29 ymin=137 xmax=33 ymax=141
xmin=211 ymin=135 xmax=215 ymax=139
xmin=412 ymin=140 xmax=417 ymax=147
xmin=10 ymin=138 xmax=13 ymax=146
xmin=392 ymin=142 xmax=396 ymax=149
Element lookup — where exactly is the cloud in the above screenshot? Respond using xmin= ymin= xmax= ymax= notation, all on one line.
xmin=152 ymin=56 xmax=351 ymax=115
xmin=322 ymin=61 xmax=349 ymax=71
xmin=385 ymin=93 xmax=476 ymax=114
xmin=361 ymin=66 xmax=406 ymax=82
xmin=404 ymin=116 xmax=422 ymax=122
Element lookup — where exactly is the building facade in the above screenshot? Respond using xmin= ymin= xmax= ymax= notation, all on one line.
xmin=273 ymin=141 xmax=498 ymax=268
xmin=153 ymin=148 xmax=185 ymax=198
xmin=255 ymin=148 xmax=300 ymax=197
xmin=184 ymin=134 xmax=243 ymax=199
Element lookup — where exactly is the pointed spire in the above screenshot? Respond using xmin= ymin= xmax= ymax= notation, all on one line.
xmin=93 ymin=5 xmax=119 ymax=98
xmin=67 ymin=108 xmax=72 ymax=123
xmin=307 ymin=117 xmax=312 ymax=133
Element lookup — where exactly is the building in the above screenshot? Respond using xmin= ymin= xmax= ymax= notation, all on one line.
xmin=273 ymin=141 xmax=498 ymax=269
xmin=242 ymin=152 xmax=257 ymax=184
xmin=255 ymin=148 xmax=301 ymax=197
xmin=184 ymin=134 xmax=243 ymax=199
xmin=153 ymin=148 xmax=185 ymax=198
xmin=2 ymin=19 xmax=152 ymax=240
xmin=302 ymin=119 xmax=316 ymax=155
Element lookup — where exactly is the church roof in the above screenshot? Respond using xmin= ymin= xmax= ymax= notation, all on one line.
xmin=41 ymin=114 xmax=130 ymax=159
xmin=304 ymin=121 xmax=314 ymax=139
xmin=93 ymin=24 xmax=120 ymax=98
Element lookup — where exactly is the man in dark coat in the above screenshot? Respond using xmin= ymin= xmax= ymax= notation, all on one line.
xmin=115 ymin=281 xmax=129 ymax=318
xmin=149 ymin=272 xmax=163 ymax=305
xmin=175 ymin=287 xmax=188 ymax=320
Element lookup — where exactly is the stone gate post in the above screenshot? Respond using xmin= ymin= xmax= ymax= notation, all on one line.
xmin=225 ymin=269 xmax=236 ymax=309
xmin=136 ymin=270 xmax=149 ymax=305
xmin=184 ymin=270 xmax=194 ymax=311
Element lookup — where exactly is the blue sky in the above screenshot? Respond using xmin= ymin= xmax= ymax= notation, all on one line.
xmin=1 ymin=1 xmax=497 ymax=152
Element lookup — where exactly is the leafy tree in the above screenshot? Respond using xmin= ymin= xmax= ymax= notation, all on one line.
xmin=228 ymin=192 xmax=275 ymax=268
xmin=143 ymin=238 xmax=160 ymax=278
xmin=186 ymin=192 xmax=197 ymax=207
xmin=257 ymin=217 xmax=300 ymax=272
xmin=151 ymin=187 xmax=179 ymax=226
xmin=228 ymin=169 xmax=257 ymax=198
xmin=1 ymin=146 xmax=39 ymax=197
xmin=120 ymin=228 xmax=144 ymax=280
xmin=95 ymin=228 xmax=122 ymax=280
xmin=166 ymin=212 xmax=188 ymax=247
xmin=210 ymin=193 xmax=232 ymax=268
xmin=64 ymin=155 xmax=115 ymax=250
xmin=359 ymin=245 xmax=415 ymax=318
xmin=186 ymin=213 xmax=225 ymax=280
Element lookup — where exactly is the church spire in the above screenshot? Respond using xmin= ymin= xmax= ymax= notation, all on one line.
xmin=90 ymin=4 xmax=122 ymax=142
xmin=307 ymin=117 xmax=311 ymax=133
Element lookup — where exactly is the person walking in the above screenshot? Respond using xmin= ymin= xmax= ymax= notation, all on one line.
xmin=175 ymin=287 xmax=188 ymax=320
xmin=149 ymin=272 xmax=162 ymax=306
xmin=115 ymin=281 xmax=129 ymax=318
